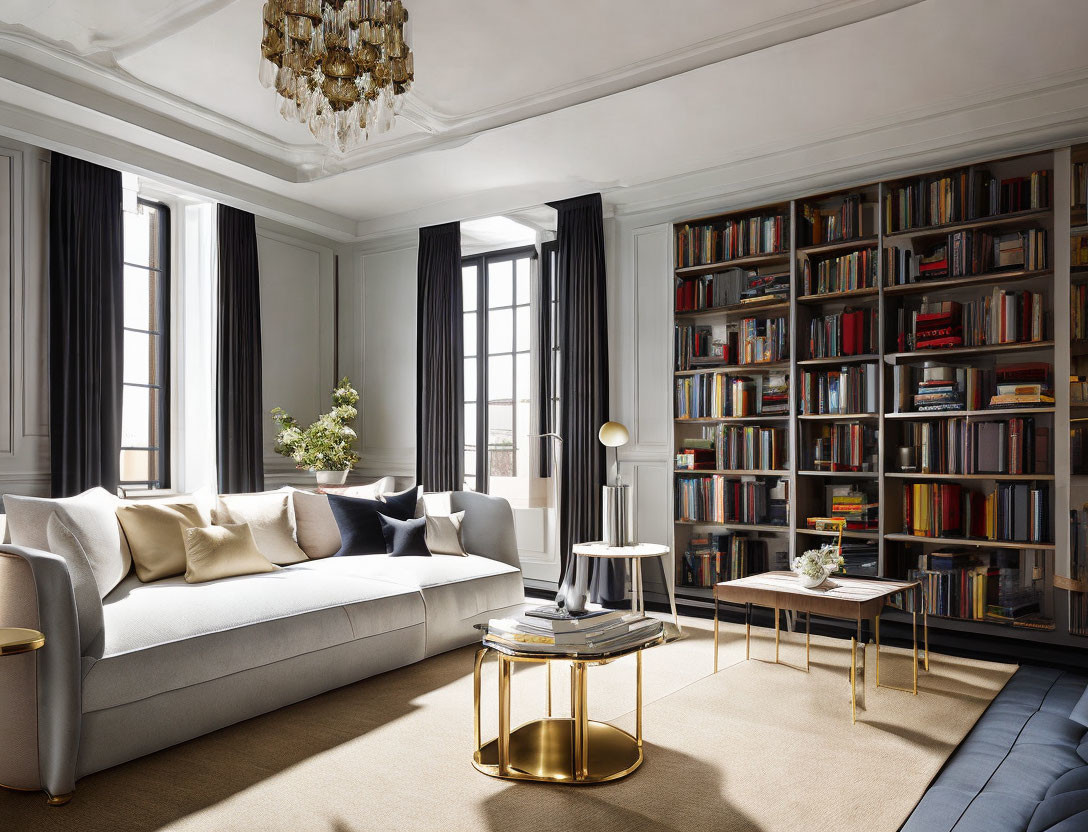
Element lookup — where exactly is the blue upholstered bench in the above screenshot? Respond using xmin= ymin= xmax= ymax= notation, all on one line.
xmin=903 ymin=666 xmax=1088 ymax=832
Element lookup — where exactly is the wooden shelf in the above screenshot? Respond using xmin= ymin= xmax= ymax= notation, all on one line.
xmin=675 ymin=251 xmax=790 ymax=277
xmin=882 ymin=207 xmax=1051 ymax=241
xmin=798 ymin=412 xmax=879 ymax=420
xmin=885 ymin=407 xmax=1055 ymax=419
xmin=884 ymin=268 xmax=1052 ymax=296
xmin=797 ymin=353 xmax=879 ymax=367
xmin=795 ymin=287 xmax=878 ymax=305
xmin=674 ymin=299 xmax=790 ymax=319
xmin=674 ymin=416 xmax=789 ymax=424
xmin=675 ymin=521 xmax=790 ymax=534
xmin=886 ymin=472 xmax=1054 ymax=481
xmin=888 ymin=340 xmax=1054 ymax=363
xmin=674 ymin=469 xmax=787 ymax=476
xmin=796 ymin=236 xmax=879 ymax=257
xmin=675 ymin=361 xmax=790 ymax=376
xmin=884 ymin=533 xmax=1054 ymax=551
xmin=798 ymin=470 xmax=878 ymax=478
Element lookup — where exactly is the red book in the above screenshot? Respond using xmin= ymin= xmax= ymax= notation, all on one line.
xmin=842 ymin=312 xmax=857 ymax=356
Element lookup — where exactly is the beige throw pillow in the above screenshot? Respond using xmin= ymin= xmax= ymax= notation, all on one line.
xmin=117 ymin=502 xmax=208 ymax=582
xmin=425 ymin=510 xmax=467 ymax=556
xmin=183 ymin=523 xmax=277 ymax=583
xmin=212 ymin=493 xmax=307 ymax=565
xmin=291 ymin=490 xmax=341 ymax=559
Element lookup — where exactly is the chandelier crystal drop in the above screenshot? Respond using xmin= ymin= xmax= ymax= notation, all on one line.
xmin=259 ymin=0 xmax=414 ymax=153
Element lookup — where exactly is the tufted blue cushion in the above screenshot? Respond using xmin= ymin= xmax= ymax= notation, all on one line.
xmin=1069 ymin=686 xmax=1088 ymax=728
xmin=1028 ymin=791 xmax=1088 ymax=832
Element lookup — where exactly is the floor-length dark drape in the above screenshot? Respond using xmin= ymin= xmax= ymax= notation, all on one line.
xmin=551 ymin=193 xmax=624 ymax=604
xmin=48 ymin=152 xmax=125 ymax=497
xmin=216 ymin=204 xmax=265 ymax=494
xmin=416 ymin=222 xmax=464 ymax=491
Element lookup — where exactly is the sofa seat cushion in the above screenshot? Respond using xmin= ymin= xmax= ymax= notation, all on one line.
xmin=83 ymin=568 xmax=425 ymax=713
xmin=291 ymin=554 xmax=525 ymax=655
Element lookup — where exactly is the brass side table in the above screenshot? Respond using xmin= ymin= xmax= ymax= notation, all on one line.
xmin=0 ymin=628 xmax=65 ymax=805
xmin=472 ymin=623 xmax=677 ymax=784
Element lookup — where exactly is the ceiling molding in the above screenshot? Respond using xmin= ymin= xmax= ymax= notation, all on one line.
xmin=0 ymin=97 xmax=358 ymax=240
xmin=0 ymin=0 xmax=925 ymax=182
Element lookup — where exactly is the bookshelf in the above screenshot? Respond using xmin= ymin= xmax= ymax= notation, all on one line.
xmin=671 ymin=146 xmax=1088 ymax=646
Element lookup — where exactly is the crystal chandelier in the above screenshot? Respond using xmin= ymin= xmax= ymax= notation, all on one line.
xmin=259 ymin=0 xmax=414 ymax=153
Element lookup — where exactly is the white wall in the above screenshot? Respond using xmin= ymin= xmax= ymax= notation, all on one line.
xmin=0 ymin=138 xmax=49 ymax=498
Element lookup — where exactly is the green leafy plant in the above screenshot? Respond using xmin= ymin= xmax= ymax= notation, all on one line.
xmin=271 ymin=377 xmax=361 ymax=472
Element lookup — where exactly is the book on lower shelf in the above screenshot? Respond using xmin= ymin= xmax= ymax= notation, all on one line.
xmin=901 ymin=481 xmax=1051 ymax=544
xmin=486 ymin=610 xmax=663 ymax=655
xmin=806 ymin=421 xmax=878 ymax=472
xmin=814 ymin=482 xmax=879 ymax=530
xmin=897 ymin=416 xmax=1050 ymax=474
xmin=680 ymin=533 xmax=767 ymax=587
xmin=907 ymin=548 xmax=1047 ymax=624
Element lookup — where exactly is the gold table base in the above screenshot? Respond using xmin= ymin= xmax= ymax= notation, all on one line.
xmin=472 ymin=718 xmax=642 ymax=784
xmin=473 ymin=646 xmax=645 ymax=784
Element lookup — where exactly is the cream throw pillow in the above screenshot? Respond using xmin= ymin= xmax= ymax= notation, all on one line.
xmin=183 ymin=523 xmax=277 ymax=583
xmin=212 ymin=493 xmax=307 ymax=565
xmin=291 ymin=490 xmax=341 ymax=559
xmin=425 ymin=510 xmax=467 ymax=556
xmin=318 ymin=476 xmax=394 ymax=500
xmin=117 ymin=502 xmax=208 ymax=582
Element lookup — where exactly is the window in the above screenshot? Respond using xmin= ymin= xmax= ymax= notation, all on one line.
xmin=462 ymin=246 xmax=536 ymax=492
xmin=120 ymin=199 xmax=170 ymax=489
xmin=539 ymin=239 xmax=559 ymax=477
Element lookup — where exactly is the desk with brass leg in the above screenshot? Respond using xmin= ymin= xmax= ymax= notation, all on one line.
xmin=713 ymin=573 xmax=927 ymax=723
xmin=472 ymin=624 xmax=678 ymax=783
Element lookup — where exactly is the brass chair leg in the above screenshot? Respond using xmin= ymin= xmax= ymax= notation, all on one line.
xmin=497 ymin=655 xmax=511 ymax=777
xmin=46 ymin=792 xmax=73 ymax=807
xmin=473 ymin=647 xmax=487 ymax=753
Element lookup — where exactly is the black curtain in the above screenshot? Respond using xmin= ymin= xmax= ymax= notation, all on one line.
xmin=416 ymin=221 xmax=464 ymax=491
xmin=216 ymin=204 xmax=265 ymax=494
xmin=551 ymin=194 xmax=624 ymax=604
xmin=48 ymin=153 xmax=124 ymax=497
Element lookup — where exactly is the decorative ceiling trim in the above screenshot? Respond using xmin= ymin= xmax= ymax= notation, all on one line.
xmin=0 ymin=0 xmax=925 ymax=182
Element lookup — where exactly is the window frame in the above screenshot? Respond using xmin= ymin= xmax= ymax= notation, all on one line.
xmin=462 ymin=244 xmax=538 ymax=493
xmin=120 ymin=197 xmax=171 ymax=490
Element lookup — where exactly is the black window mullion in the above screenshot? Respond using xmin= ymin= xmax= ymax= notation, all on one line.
xmin=476 ymin=256 xmax=488 ymax=491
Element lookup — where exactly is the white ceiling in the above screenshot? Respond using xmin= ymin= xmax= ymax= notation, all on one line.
xmin=1 ymin=0 xmax=1088 ymax=241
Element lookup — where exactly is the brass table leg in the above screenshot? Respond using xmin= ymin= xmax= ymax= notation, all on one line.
xmin=572 ymin=662 xmax=589 ymax=781
xmin=774 ymin=603 xmax=780 ymax=664
xmin=546 ymin=659 xmax=552 ymax=717
xmin=497 ymin=655 xmax=511 ymax=777
xmin=473 ymin=647 xmax=487 ymax=754
xmin=850 ymin=637 xmax=857 ymax=724
xmin=875 ymin=609 xmax=921 ymax=695
xmin=745 ymin=603 xmax=751 ymax=661
xmin=805 ymin=611 xmax=811 ymax=670
xmin=636 ymin=650 xmax=643 ymax=748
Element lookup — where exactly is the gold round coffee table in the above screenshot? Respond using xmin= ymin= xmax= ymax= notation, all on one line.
xmin=472 ymin=623 xmax=677 ymax=784
xmin=0 ymin=628 xmax=45 ymax=656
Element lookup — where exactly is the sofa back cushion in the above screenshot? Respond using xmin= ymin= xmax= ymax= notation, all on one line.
xmin=117 ymin=501 xmax=208 ymax=582
xmin=212 ymin=492 xmax=307 ymax=565
xmin=183 ymin=523 xmax=278 ymax=583
xmin=45 ymin=514 xmax=105 ymax=656
xmin=3 ymin=487 xmax=129 ymax=598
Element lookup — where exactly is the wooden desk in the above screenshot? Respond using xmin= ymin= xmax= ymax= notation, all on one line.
xmin=713 ymin=571 xmax=927 ymax=722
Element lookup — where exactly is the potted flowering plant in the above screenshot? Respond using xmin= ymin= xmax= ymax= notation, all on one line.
xmin=271 ymin=377 xmax=361 ymax=486
xmin=791 ymin=544 xmax=845 ymax=588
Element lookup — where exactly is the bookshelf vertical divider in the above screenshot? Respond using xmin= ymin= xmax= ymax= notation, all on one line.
xmin=671 ymin=146 xmax=1079 ymax=646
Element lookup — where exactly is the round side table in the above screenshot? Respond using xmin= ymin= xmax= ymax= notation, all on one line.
xmin=571 ymin=542 xmax=680 ymax=632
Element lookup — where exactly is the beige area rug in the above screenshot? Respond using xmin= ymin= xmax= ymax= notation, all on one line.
xmin=1 ymin=616 xmax=1015 ymax=832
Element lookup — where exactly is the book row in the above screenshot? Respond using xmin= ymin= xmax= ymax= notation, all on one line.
xmin=901 ymin=482 xmax=1051 ymax=544
xmin=883 ymin=168 xmax=1050 ymax=234
xmin=800 ymin=248 xmax=876 ymax=296
xmin=806 ymin=308 xmax=878 ymax=359
xmin=800 ymin=364 xmax=880 ymax=415
xmin=674 ymin=372 xmax=789 ymax=419
xmin=676 ymin=425 xmax=787 ymax=472
xmin=897 ymin=417 xmax=1050 ymax=476
xmin=806 ymin=421 xmax=878 ymax=472
xmin=675 ymin=475 xmax=789 ymax=526
xmin=797 ymin=193 xmax=874 ymax=247
xmin=890 ymin=362 xmax=1052 ymax=413
xmin=884 ymin=228 xmax=1047 ymax=285
xmin=675 ymin=213 xmax=790 ymax=268
xmin=895 ymin=289 xmax=1046 ymax=352
xmin=674 ymin=268 xmax=789 ymax=312
xmin=907 ymin=549 xmax=1041 ymax=623
xmin=680 ymin=534 xmax=767 ymax=588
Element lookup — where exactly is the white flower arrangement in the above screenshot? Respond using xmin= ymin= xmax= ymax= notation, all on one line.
xmin=271 ymin=377 xmax=361 ymax=472
xmin=791 ymin=544 xmax=845 ymax=582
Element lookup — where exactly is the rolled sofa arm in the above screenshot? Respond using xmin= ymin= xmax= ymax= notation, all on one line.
xmin=0 ymin=545 xmax=81 ymax=800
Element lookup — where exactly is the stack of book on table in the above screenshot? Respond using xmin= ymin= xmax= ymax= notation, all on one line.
xmin=485 ymin=609 xmax=664 ymax=655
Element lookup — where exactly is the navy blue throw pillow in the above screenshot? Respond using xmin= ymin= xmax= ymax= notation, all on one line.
xmin=379 ymin=486 xmax=419 ymax=520
xmin=379 ymin=515 xmax=432 ymax=557
xmin=327 ymin=494 xmax=393 ymax=556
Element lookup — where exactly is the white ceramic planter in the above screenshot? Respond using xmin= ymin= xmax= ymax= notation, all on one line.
xmin=314 ymin=469 xmax=349 ymax=486
xmin=797 ymin=570 xmax=830 ymax=589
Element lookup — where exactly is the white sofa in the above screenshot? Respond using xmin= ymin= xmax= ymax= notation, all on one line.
xmin=0 ymin=488 xmax=525 ymax=803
